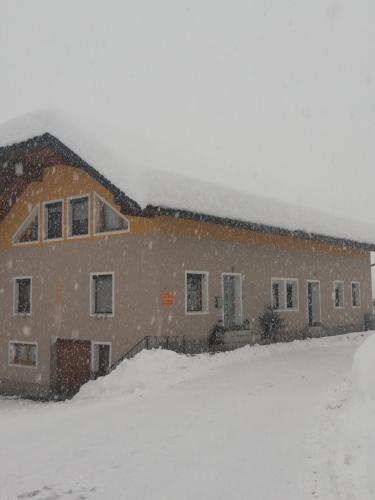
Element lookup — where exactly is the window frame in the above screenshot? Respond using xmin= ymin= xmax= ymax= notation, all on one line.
xmin=351 ymin=281 xmax=361 ymax=308
xmin=333 ymin=280 xmax=345 ymax=309
xmin=12 ymin=205 xmax=40 ymax=246
xmin=42 ymin=199 xmax=65 ymax=242
xmin=93 ymin=192 xmax=130 ymax=236
xmin=185 ymin=270 xmax=209 ymax=315
xmin=271 ymin=278 xmax=299 ymax=312
xmin=67 ymin=194 xmax=90 ymax=239
xmin=90 ymin=272 xmax=115 ymax=318
xmin=13 ymin=276 xmax=32 ymax=316
xmin=8 ymin=341 xmax=38 ymax=369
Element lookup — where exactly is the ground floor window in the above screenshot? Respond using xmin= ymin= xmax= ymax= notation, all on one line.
xmin=186 ymin=272 xmax=208 ymax=313
xmin=92 ymin=342 xmax=111 ymax=377
xmin=351 ymin=282 xmax=361 ymax=307
xmin=14 ymin=277 xmax=32 ymax=315
xmin=90 ymin=273 xmax=114 ymax=316
xmin=334 ymin=281 xmax=344 ymax=308
xmin=9 ymin=342 xmax=37 ymax=367
xmin=271 ymin=278 xmax=298 ymax=311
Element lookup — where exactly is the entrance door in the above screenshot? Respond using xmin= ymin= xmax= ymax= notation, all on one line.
xmin=92 ymin=343 xmax=111 ymax=377
xmin=222 ymin=273 xmax=242 ymax=329
xmin=56 ymin=339 xmax=91 ymax=397
xmin=307 ymin=281 xmax=321 ymax=326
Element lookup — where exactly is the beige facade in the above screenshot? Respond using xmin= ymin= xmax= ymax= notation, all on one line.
xmin=0 ymin=161 xmax=372 ymax=398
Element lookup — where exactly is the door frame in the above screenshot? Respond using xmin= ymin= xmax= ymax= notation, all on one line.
xmin=306 ymin=280 xmax=322 ymax=326
xmin=91 ymin=341 xmax=112 ymax=372
xmin=221 ymin=272 xmax=243 ymax=328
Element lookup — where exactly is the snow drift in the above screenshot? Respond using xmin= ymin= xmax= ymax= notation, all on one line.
xmin=1 ymin=110 xmax=375 ymax=246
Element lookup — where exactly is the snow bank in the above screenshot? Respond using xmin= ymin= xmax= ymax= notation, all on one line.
xmin=1 ymin=110 xmax=375 ymax=246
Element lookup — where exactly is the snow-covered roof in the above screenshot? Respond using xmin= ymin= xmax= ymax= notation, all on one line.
xmin=1 ymin=110 xmax=375 ymax=249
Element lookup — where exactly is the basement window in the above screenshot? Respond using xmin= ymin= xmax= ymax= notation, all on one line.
xmin=14 ymin=277 xmax=32 ymax=315
xmin=68 ymin=195 xmax=89 ymax=237
xmin=44 ymin=200 xmax=63 ymax=240
xmin=13 ymin=206 xmax=39 ymax=244
xmin=94 ymin=193 xmax=129 ymax=234
xmin=334 ymin=281 xmax=344 ymax=308
xmin=186 ymin=272 xmax=208 ymax=313
xmin=91 ymin=273 xmax=114 ymax=316
xmin=9 ymin=342 xmax=37 ymax=368
xmin=272 ymin=278 xmax=298 ymax=311
xmin=351 ymin=282 xmax=361 ymax=307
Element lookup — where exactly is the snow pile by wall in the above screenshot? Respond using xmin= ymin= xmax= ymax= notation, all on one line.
xmin=1 ymin=110 xmax=375 ymax=246
xmin=329 ymin=333 xmax=375 ymax=499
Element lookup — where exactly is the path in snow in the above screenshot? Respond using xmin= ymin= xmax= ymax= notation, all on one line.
xmin=0 ymin=333 xmax=367 ymax=500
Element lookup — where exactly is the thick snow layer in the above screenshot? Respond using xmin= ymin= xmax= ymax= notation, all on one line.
xmin=1 ymin=110 xmax=375 ymax=245
xmin=0 ymin=332 xmax=370 ymax=500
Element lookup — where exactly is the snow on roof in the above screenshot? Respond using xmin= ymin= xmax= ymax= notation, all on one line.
xmin=1 ymin=109 xmax=375 ymax=247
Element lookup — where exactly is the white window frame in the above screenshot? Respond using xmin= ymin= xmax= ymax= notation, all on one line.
xmin=333 ymin=280 xmax=345 ymax=309
xmin=67 ymin=193 xmax=90 ymax=239
xmin=93 ymin=192 xmax=130 ymax=236
xmin=271 ymin=278 xmax=299 ymax=312
xmin=43 ymin=199 xmax=65 ymax=242
xmin=185 ymin=270 xmax=209 ymax=315
xmin=90 ymin=272 xmax=115 ymax=318
xmin=91 ymin=341 xmax=112 ymax=372
xmin=13 ymin=276 xmax=32 ymax=316
xmin=8 ymin=341 xmax=38 ymax=369
xmin=12 ymin=205 xmax=40 ymax=246
xmin=351 ymin=281 xmax=361 ymax=308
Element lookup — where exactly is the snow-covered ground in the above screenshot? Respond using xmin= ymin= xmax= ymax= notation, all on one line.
xmin=0 ymin=332 xmax=372 ymax=500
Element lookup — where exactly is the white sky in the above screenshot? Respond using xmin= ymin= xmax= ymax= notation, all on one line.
xmin=0 ymin=0 xmax=374 ymax=279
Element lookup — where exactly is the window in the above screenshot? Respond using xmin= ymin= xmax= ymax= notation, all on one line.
xmin=186 ymin=272 xmax=208 ymax=313
xmin=334 ymin=281 xmax=344 ymax=308
xmin=68 ymin=196 xmax=89 ymax=237
xmin=14 ymin=277 xmax=32 ymax=315
xmin=44 ymin=200 xmax=63 ymax=240
xmin=352 ymin=282 xmax=361 ymax=307
xmin=91 ymin=342 xmax=111 ymax=377
xmin=94 ymin=193 xmax=129 ymax=234
xmin=91 ymin=273 xmax=114 ymax=316
xmin=13 ymin=206 xmax=39 ymax=244
xmin=9 ymin=342 xmax=37 ymax=368
xmin=271 ymin=278 xmax=298 ymax=311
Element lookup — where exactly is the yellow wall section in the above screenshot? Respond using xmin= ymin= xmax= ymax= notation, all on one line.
xmin=0 ymin=163 xmax=369 ymax=262
xmin=0 ymin=164 xmax=158 ymax=250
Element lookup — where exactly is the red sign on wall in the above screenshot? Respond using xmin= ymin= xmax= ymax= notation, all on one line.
xmin=162 ymin=292 xmax=176 ymax=305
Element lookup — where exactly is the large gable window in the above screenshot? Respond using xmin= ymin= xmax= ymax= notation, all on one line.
xmin=94 ymin=193 xmax=129 ymax=234
xmin=91 ymin=273 xmax=114 ymax=316
xmin=13 ymin=206 xmax=39 ymax=244
xmin=186 ymin=272 xmax=208 ymax=314
xmin=14 ymin=277 xmax=32 ymax=315
xmin=272 ymin=278 xmax=298 ymax=311
xmin=44 ymin=200 xmax=63 ymax=240
xmin=68 ymin=195 xmax=89 ymax=237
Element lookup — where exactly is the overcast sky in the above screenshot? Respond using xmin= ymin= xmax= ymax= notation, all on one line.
xmin=0 ymin=0 xmax=374 ymax=228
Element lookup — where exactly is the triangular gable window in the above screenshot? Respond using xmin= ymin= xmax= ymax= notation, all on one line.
xmin=13 ymin=206 xmax=39 ymax=244
xmin=94 ymin=193 xmax=129 ymax=234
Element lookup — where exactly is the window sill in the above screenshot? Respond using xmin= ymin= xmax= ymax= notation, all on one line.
xmin=8 ymin=363 xmax=37 ymax=369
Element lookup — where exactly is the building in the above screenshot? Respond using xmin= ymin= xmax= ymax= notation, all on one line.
xmin=0 ymin=123 xmax=374 ymax=398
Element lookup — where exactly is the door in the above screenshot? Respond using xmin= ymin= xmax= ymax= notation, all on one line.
xmin=223 ymin=274 xmax=242 ymax=329
xmin=307 ymin=282 xmax=321 ymax=326
xmin=92 ymin=343 xmax=111 ymax=377
xmin=56 ymin=339 xmax=91 ymax=397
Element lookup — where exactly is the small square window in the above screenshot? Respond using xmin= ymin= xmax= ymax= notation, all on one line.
xmin=14 ymin=277 xmax=31 ymax=315
xmin=91 ymin=273 xmax=114 ymax=316
xmin=186 ymin=272 xmax=208 ymax=313
xmin=334 ymin=281 xmax=344 ymax=308
xmin=44 ymin=201 xmax=63 ymax=240
xmin=69 ymin=196 xmax=89 ymax=237
xmin=9 ymin=342 xmax=37 ymax=367
xmin=352 ymin=282 xmax=361 ymax=307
